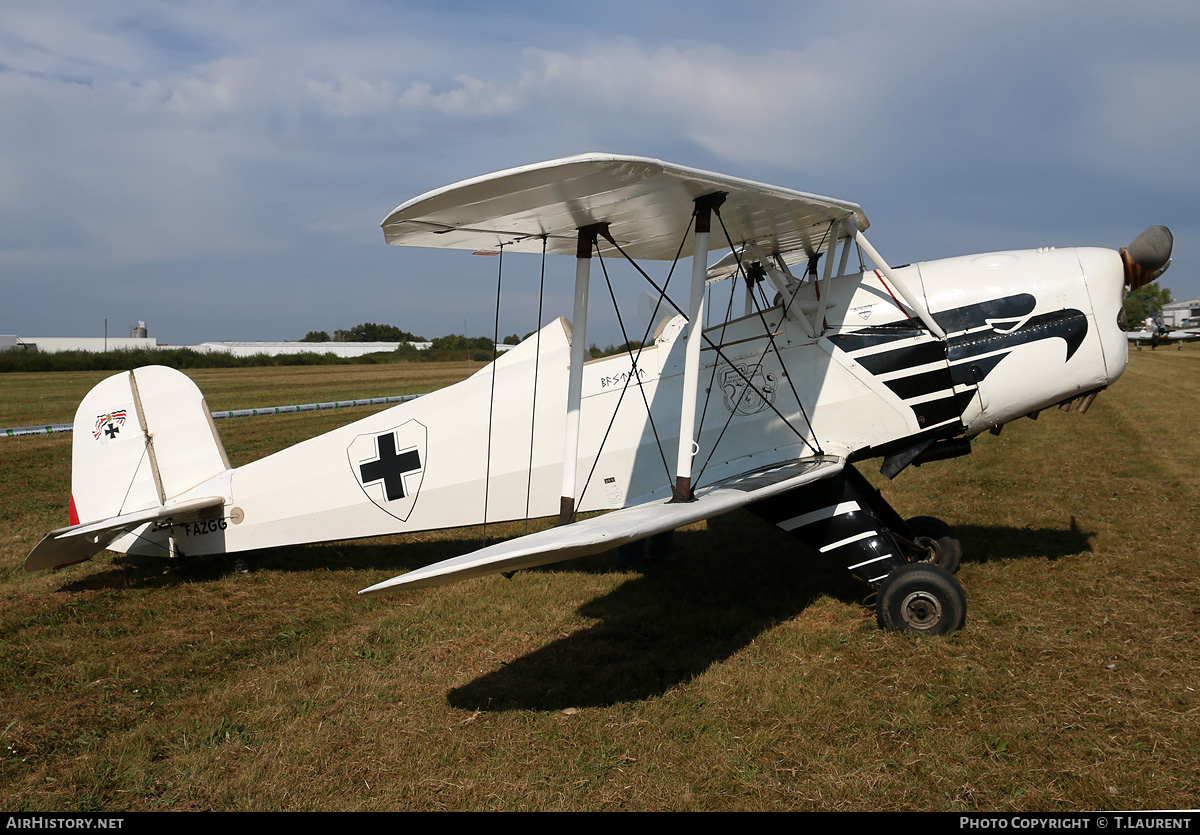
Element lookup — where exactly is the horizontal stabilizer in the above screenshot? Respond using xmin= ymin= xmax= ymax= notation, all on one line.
xmin=359 ymin=454 xmax=845 ymax=595
xmin=25 ymin=496 xmax=226 ymax=573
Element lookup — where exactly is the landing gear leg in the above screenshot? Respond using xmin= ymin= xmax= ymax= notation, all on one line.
xmin=746 ymin=463 xmax=970 ymax=634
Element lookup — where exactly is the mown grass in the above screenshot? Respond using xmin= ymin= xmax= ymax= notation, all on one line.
xmin=0 ymin=362 xmax=480 ymax=430
xmin=0 ymin=353 xmax=1196 ymax=811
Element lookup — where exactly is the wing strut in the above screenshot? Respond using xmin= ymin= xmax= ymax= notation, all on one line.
xmin=845 ymin=219 xmax=946 ymax=339
xmin=559 ymin=223 xmax=606 ymax=525
xmin=672 ymin=193 xmax=726 ymax=503
xmin=811 ymin=221 xmax=839 ymax=334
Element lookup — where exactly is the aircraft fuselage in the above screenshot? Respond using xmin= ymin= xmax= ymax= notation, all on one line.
xmin=101 ymin=244 xmax=1125 ymax=559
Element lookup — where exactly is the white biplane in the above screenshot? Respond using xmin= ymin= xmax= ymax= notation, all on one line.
xmin=26 ymin=154 xmax=1174 ymax=635
xmin=1126 ymin=326 xmax=1199 ymax=350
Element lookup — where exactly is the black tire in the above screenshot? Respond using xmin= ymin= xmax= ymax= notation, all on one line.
xmin=876 ymin=563 xmax=967 ymax=636
xmin=905 ymin=515 xmax=963 ymax=574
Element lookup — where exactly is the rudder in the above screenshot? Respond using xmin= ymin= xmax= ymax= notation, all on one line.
xmin=71 ymin=366 xmax=230 ymax=526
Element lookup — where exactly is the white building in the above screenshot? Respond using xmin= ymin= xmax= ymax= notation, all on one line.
xmin=190 ymin=341 xmax=420 ymax=358
xmin=189 ymin=341 xmax=514 ymax=357
xmin=6 ymin=336 xmax=158 ymax=353
xmin=2 ymin=332 xmax=516 ymax=357
xmin=1162 ymin=298 xmax=1200 ymax=329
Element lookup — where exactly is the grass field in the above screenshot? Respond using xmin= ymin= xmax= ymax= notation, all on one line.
xmin=1 ymin=352 xmax=1196 ymax=811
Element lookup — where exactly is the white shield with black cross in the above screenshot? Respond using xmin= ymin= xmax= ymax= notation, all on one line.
xmin=347 ymin=420 xmax=427 ymax=522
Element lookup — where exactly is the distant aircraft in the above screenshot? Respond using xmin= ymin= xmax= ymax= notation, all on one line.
xmin=26 ymin=154 xmax=1174 ymax=636
xmin=1126 ymin=326 xmax=1199 ymax=350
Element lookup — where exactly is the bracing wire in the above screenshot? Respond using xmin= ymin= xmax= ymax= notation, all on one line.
xmin=523 ymin=236 xmax=548 ymax=533
xmin=691 ymin=213 xmax=831 ymax=486
xmin=482 ymin=243 xmax=503 ymax=545
xmin=713 ymin=207 xmax=823 ymax=448
xmin=576 ymin=246 xmax=674 ymax=509
xmin=601 ymin=231 xmax=816 ymax=456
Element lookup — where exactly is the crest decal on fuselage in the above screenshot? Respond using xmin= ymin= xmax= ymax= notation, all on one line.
xmin=347 ymin=420 xmax=427 ymax=522
xmin=718 ymin=363 xmax=777 ymax=416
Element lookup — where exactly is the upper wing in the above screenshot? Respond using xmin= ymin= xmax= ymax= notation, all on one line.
xmin=358 ymin=453 xmax=845 ymax=594
xmin=380 ymin=153 xmax=867 ymax=263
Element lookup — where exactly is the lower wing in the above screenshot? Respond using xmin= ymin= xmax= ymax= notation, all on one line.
xmin=359 ymin=453 xmax=845 ymax=594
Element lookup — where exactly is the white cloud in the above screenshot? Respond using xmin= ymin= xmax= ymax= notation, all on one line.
xmin=0 ymin=68 xmax=278 ymax=268
xmin=0 ymin=5 xmax=156 ymax=77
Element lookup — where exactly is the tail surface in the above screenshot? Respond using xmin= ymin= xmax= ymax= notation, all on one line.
xmin=26 ymin=366 xmax=231 ymax=571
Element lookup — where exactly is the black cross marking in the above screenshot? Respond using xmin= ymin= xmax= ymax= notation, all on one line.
xmin=104 ymin=422 xmax=120 ymax=439
xmin=359 ymin=433 xmax=422 ymax=502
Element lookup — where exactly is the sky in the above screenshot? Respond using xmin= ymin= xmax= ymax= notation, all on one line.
xmin=3 ymin=0 xmax=1198 ymax=346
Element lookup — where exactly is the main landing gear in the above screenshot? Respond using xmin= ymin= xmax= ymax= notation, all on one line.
xmin=877 ymin=515 xmax=966 ymax=635
xmin=748 ymin=466 xmax=968 ymax=635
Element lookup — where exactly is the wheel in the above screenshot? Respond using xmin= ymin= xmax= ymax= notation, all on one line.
xmin=876 ymin=563 xmax=967 ymax=635
xmin=905 ymin=515 xmax=962 ymax=574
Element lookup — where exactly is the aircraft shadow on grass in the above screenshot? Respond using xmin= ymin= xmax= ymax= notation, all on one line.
xmin=52 ymin=508 xmax=1090 ymax=710
xmin=50 ymin=512 xmax=1093 ymax=710
xmin=444 ymin=514 xmax=1094 ymax=710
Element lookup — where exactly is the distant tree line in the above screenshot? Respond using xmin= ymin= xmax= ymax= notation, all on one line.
xmin=1123 ymin=285 xmax=1173 ymax=326
xmin=428 ymin=334 xmax=495 ymax=351
xmin=589 ymin=341 xmax=644 ymax=358
xmin=301 ymin=323 xmax=506 ymax=361
xmin=0 ymin=347 xmax=407 ymax=374
xmin=300 ymin=324 xmax=651 ymax=358
xmin=0 ymin=326 xmax=650 ymax=373
xmin=302 ymin=323 xmax=426 ymax=343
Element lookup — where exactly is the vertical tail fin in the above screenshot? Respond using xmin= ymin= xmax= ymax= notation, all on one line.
xmin=26 ymin=366 xmax=231 ymax=572
xmin=71 ymin=366 xmax=230 ymax=525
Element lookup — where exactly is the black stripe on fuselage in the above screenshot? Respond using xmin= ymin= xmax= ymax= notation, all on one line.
xmin=827 ymin=323 xmax=924 ymax=354
xmin=854 ymin=341 xmax=947 ymax=375
xmin=933 ymin=293 xmax=1036 ymax=335
xmin=883 ymin=367 xmax=954 ymax=400
xmin=948 ymin=352 xmax=1008 ymax=386
xmin=947 ymin=309 xmax=1089 ymax=363
xmin=911 ymin=390 xmax=977 ymax=428
xmin=827 ymin=294 xmax=1088 ymax=447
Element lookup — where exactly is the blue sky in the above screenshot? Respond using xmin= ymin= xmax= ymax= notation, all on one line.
xmin=3 ymin=1 xmax=1198 ymax=346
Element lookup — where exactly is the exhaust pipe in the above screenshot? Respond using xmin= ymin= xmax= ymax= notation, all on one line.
xmin=1076 ymin=389 xmax=1102 ymax=414
xmin=1056 ymin=388 xmax=1104 ymax=414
